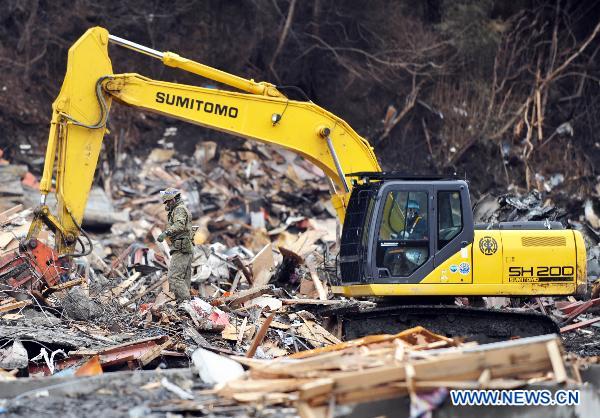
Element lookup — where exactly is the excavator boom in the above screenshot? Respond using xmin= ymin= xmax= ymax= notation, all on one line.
xmin=29 ymin=27 xmax=380 ymax=256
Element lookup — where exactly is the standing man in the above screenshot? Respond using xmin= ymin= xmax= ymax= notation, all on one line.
xmin=156 ymin=188 xmax=193 ymax=302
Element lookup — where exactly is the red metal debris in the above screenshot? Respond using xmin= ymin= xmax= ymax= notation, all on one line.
xmin=28 ymin=335 xmax=169 ymax=376
xmin=0 ymin=239 xmax=66 ymax=292
xmin=98 ymin=335 xmax=169 ymax=367
xmin=559 ymin=298 xmax=600 ymax=326
xmin=560 ymin=317 xmax=600 ymax=333
xmin=75 ymin=355 xmax=103 ymax=376
xmin=556 ymin=297 xmax=600 ymax=315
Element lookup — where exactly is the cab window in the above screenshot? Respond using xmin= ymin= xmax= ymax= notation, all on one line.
xmin=376 ymin=191 xmax=429 ymax=277
xmin=437 ymin=191 xmax=462 ymax=249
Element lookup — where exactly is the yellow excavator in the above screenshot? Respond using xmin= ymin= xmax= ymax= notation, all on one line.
xmin=1 ymin=27 xmax=588 ymax=341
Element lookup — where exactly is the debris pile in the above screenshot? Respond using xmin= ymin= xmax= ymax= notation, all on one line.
xmin=473 ymin=189 xmax=565 ymax=224
xmin=1 ymin=140 xmax=599 ymax=414
xmin=107 ymin=137 xmax=337 ymax=256
xmin=217 ymin=328 xmax=573 ymax=417
xmin=0 ymin=139 xmax=353 ymax=384
xmin=0 ymin=327 xmax=579 ymax=417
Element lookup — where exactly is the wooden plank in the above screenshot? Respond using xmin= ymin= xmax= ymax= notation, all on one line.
xmin=280 ymin=299 xmax=340 ymax=306
xmin=231 ymin=391 xmax=294 ymax=403
xmin=237 ymin=316 xmax=249 ymax=344
xmin=262 ymin=318 xmax=291 ymax=330
xmin=557 ymin=300 xmax=583 ymax=314
xmin=296 ymin=312 xmax=341 ymax=348
xmin=234 ymin=350 xmax=350 ymax=375
xmin=299 ymin=378 xmax=334 ymax=400
xmin=45 ymin=278 xmax=85 ymax=294
xmin=297 ymin=401 xmax=328 ymax=418
xmin=139 ymin=338 xmax=172 ymax=366
xmin=0 ymin=204 xmax=23 ymax=224
xmin=333 ymin=385 xmax=406 ymax=406
xmin=560 ymin=298 xmax=600 ymax=325
xmin=308 ymin=268 xmax=328 ymax=301
xmin=250 ymin=244 xmax=274 ymax=288
xmin=330 ymin=365 xmax=406 ymax=392
xmin=0 ymin=224 xmax=29 ymax=248
xmin=546 ymin=340 xmax=567 ymax=383
xmin=219 ymin=378 xmax=311 ymax=397
xmin=0 ymin=234 xmax=14 ymax=250
xmin=247 ymin=313 xmax=275 ymax=358
xmin=284 ymin=230 xmax=326 ymax=260
xmin=0 ymin=297 xmax=16 ymax=306
xmin=0 ymin=300 xmax=32 ymax=313
xmin=409 ymin=337 xmax=556 ymax=382
xmin=213 ymin=285 xmax=272 ymax=308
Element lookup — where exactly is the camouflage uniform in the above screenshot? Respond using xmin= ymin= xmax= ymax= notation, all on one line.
xmin=164 ymin=200 xmax=193 ymax=301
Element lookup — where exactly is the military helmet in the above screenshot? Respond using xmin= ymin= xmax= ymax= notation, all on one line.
xmin=160 ymin=187 xmax=181 ymax=203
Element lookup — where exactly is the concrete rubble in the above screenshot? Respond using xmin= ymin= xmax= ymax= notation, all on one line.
xmin=1 ymin=141 xmax=600 ymax=416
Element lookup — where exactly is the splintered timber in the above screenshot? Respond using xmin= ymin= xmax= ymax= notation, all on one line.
xmin=155 ymin=92 xmax=239 ymax=118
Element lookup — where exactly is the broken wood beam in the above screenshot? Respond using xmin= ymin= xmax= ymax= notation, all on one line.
xmin=0 ymin=204 xmax=23 ymax=225
xmin=211 ymin=285 xmax=272 ymax=308
xmin=0 ymin=299 xmax=32 ymax=313
xmin=280 ymin=298 xmax=340 ymax=306
xmin=308 ymin=268 xmax=328 ymax=301
xmin=43 ymin=278 xmax=85 ymax=295
xmin=249 ymin=244 xmax=274 ymax=288
xmin=246 ymin=312 xmax=275 ymax=358
xmin=139 ymin=338 xmax=172 ymax=366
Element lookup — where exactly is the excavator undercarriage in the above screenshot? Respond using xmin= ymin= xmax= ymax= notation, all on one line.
xmin=325 ymin=303 xmax=559 ymax=343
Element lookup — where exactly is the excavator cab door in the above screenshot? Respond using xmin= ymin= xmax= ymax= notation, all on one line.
xmin=370 ymin=183 xmax=435 ymax=283
xmin=366 ymin=180 xmax=473 ymax=284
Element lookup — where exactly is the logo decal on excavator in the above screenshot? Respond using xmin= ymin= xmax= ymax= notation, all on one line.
xmin=479 ymin=236 xmax=498 ymax=255
xmin=458 ymin=262 xmax=470 ymax=275
xmin=507 ymin=266 xmax=574 ymax=283
xmin=155 ymin=92 xmax=239 ymax=118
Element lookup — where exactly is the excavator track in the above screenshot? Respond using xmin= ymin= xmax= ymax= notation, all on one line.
xmin=323 ymin=304 xmax=559 ymax=343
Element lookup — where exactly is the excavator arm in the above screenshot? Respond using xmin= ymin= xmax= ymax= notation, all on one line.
xmin=28 ymin=27 xmax=381 ymax=256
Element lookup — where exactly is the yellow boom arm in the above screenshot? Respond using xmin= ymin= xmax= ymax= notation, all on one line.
xmin=29 ymin=27 xmax=381 ymax=254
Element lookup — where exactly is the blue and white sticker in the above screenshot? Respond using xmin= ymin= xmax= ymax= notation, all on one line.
xmin=458 ymin=262 xmax=470 ymax=275
xmin=449 ymin=264 xmax=458 ymax=273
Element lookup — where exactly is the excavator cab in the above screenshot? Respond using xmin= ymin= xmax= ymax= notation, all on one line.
xmin=333 ymin=172 xmax=582 ymax=341
xmin=339 ymin=173 xmax=473 ymax=285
